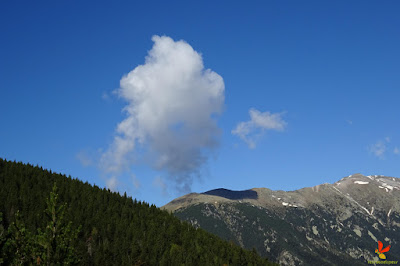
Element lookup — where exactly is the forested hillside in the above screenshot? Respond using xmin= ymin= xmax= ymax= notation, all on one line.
xmin=0 ymin=158 xmax=275 ymax=265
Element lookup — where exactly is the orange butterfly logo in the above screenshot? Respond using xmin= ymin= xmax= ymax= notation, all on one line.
xmin=375 ymin=240 xmax=391 ymax=260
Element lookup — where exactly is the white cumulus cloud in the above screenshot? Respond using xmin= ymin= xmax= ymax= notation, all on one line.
xmin=232 ymin=108 xmax=286 ymax=149
xmin=100 ymin=35 xmax=225 ymax=193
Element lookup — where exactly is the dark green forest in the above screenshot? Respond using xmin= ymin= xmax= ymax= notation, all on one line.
xmin=0 ymin=158 xmax=276 ymax=265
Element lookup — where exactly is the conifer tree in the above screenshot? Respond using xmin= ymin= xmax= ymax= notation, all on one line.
xmin=0 ymin=212 xmax=7 ymax=264
xmin=7 ymin=210 xmax=35 ymax=265
xmin=36 ymin=183 xmax=81 ymax=265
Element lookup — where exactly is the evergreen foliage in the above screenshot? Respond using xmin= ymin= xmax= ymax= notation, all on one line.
xmin=2 ymin=183 xmax=81 ymax=265
xmin=0 ymin=158 xmax=276 ymax=265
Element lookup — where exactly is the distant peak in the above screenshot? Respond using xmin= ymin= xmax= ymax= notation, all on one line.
xmin=336 ymin=173 xmax=369 ymax=182
xmin=202 ymin=188 xmax=258 ymax=200
xmin=349 ymin=173 xmax=366 ymax=178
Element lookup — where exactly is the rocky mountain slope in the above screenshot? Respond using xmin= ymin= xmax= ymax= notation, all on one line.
xmin=162 ymin=174 xmax=400 ymax=265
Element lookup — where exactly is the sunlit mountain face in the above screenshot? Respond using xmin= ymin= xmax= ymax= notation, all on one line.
xmin=163 ymin=174 xmax=400 ymax=265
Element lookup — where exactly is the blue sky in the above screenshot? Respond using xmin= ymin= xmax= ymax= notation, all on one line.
xmin=1 ymin=1 xmax=399 ymax=206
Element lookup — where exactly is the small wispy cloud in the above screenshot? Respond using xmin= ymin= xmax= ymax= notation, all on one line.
xmin=106 ymin=176 xmax=118 ymax=192
xmin=368 ymin=137 xmax=391 ymax=159
xmin=152 ymin=176 xmax=168 ymax=197
xmin=394 ymin=147 xmax=400 ymax=155
xmin=101 ymin=91 xmax=111 ymax=101
xmin=232 ymin=108 xmax=286 ymax=149
xmin=131 ymin=174 xmax=141 ymax=189
xmin=76 ymin=150 xmax=93 ymax=167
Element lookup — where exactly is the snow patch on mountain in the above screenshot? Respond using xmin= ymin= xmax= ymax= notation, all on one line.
xmin=354 ymin=181 xmax=369 ymax=185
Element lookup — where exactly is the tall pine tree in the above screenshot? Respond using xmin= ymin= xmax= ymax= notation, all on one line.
xmin=36 ymin=183 xmax=81 ymax=265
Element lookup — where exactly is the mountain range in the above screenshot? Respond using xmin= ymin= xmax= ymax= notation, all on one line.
xmin=162 ymin=174 xmax=400 ymax=265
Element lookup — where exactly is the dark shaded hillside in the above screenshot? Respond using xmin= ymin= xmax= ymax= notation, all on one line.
xmin=202 ymin=188 xmax=258 ymax=200
xmin=0 ymin=158 xmax=276 ymax=265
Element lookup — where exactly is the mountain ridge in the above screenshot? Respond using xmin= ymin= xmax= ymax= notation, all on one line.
xmin=162 ymin=173 xmax=400 ymax=265
xmin=163 ymin=173 xmax=400 ymax=211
